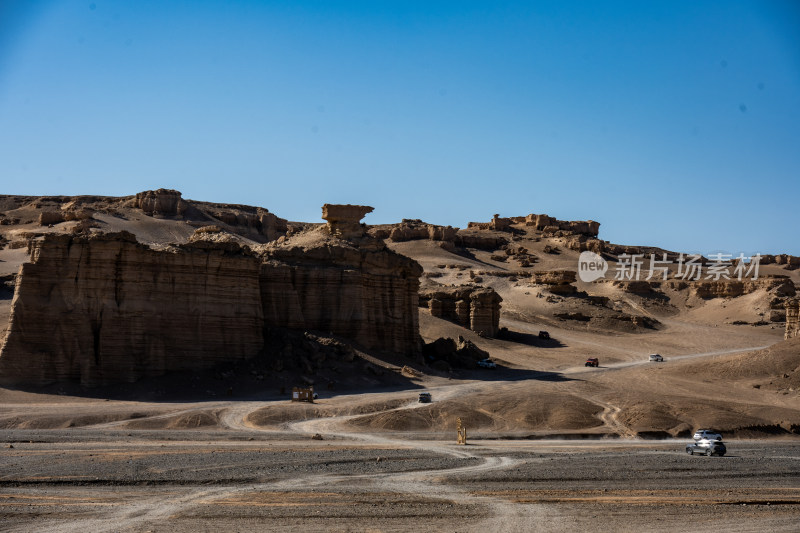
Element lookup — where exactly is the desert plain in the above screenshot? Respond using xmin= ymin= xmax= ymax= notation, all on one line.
xmin=1 ymin=191 xmax=799 ymax=532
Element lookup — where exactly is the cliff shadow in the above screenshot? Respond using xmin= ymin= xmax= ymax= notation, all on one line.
xmin=496 ymin=328 xmax=566 ymax=348
xmin=449 ymin=247 xmax=508 ymax=270
xmin=455 ymin=366 xmax=575 ymax=383
xmin=0 ymin=332 xmax=430 ymax=403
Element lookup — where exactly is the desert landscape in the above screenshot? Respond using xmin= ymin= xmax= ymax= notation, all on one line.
xmin=0 ymin=190 xmax=799 ymax=531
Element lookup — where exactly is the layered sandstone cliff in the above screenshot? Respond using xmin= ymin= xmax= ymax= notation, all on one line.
xmin=0 ymin=232 xmax=264 ymax=386
xmin=261 ymin=227 xmax=423 ymax=355
xmin=0 ymin=207 xmax=424 ymax=385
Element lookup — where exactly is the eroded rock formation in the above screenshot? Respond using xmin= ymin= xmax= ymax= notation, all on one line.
xmin=261 ymin=230 xmax=423 ymax=355
xmin=419 ymin=286 xmax=502 ymax=337
xmin=467 ymin=214 xmax=512 ymax=232
xmin=207 ymin=206 xmax=288 ymax=241
xmin=526 ymin=214 xmax=600 ymax=237
xmin=322 ymin=204 xmax=373 ymax=239
xmin=530 ymin=270 xmax=577 ymax=295
xmin=786 ymin=300 xmax=800 ymax=340
xmin=691 ymin=278 xmax=795 ymax=299
xmin=0 ymin=232 xmax=264 ymax=386
xmin=371 ymin=219 xmax=458 ymax=244
xmin=762 ymin=254 xmax=800 ymax=271
xmin=0 ymin=213 xmax=424 ymax=385
xmin=134 ymin=189 xmax=184 ymax=217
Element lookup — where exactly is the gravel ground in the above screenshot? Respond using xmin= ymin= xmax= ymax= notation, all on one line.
xmin=2 ymin=430 xmax=800 ymax=532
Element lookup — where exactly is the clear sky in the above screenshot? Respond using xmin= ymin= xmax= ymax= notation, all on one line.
xmin=1 ymin=1 xmax=798 ymax=255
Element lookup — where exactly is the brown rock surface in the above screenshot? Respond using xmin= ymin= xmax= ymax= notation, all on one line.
xmin=419 ymin=286 xmax=502 ymax=337
xmin=133 ymin=189 xmax=184 ymax=217
xmin=527 ymin=214 xmax=600 ymax=236
xmin=261 ymin=228 xmax=423 ymax=355
xmin=321 ymin=204 xmax=373 ymax=239
xmin=380 ymin=220 xmax=458 ymax=244
xmin=786 ymin=299 xmax=800 ymax=340
xmin=530 ymin=270 xmax=577 ymax=295
xmin=692 ymin=277 xmax=795 ymax=299
xmin=0 ymin=232 xmax=264 ymax=386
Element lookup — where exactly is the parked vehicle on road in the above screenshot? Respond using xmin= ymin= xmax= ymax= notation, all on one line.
xmin=648 ymin=354 xmax=663 ymax=362
xmin=477 ymin=358 xmax=497 ymax=369
xmin=686 ymin=439 xmax=726 ymax=456
xmin=585 ymin=357 xmax=599 ymax=367
xmin=418 ymin=392 xmax=432 ymax=403
xmin=693 ymin=429 xmax=722 ymax=441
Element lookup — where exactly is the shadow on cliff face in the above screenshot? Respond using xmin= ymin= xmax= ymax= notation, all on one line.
xmin=0 ymin=328 xmax=574 ymax=402
xmin=0 ymin=329 xmax=436 ymax=402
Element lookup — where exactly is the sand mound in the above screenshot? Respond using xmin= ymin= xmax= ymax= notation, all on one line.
xmin=344 ymin=392 xmax=604 ymax=433
xmin=665 ymin=337 xmax=800 ymax=388
xmin=123 ymin=409 xmax=224 ymax=429
xmin=0 ymin=411 xmax=158 ymax=430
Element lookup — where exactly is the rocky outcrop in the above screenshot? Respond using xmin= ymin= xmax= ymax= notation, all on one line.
xmin=38 ymin=211 xmax=65 ymax=226
xmin=786 ymin=300 xmax=800 ymax=340
xmin=134 ymin=189 xmax=184 ymax=217
xmin=562 ymin=235 xmax=605 ymax=253
xmin=38 ymin=207 xmax=95 ymax=227
xmin=260 ymin=231 xmax=423 ymax=355
xmin=422 ymin=335 xmax=490 ymax=370
xmin=526 ymin=214 xmax=600 ymax=237
xmin=0 ymin=213 xmax=424 ymax=385
xmin=467 ymin=214 xmax=512 ymax=232
xmin=418 ymin=286 xmax=502 ymax=337
xmin=0 ymin=232 xmax=265 ymax=386
xmin=611 ymin=280 xmax=665 ymax=298
xmin=209 ymin=207 xmax=288 ymax=241
xmin=373 ymin=219 xmax=458 ymax=244
xmin=322 ymin=204 xmax=373 ymax=239
xmin=530 ymin=270 xmax=577 ymax=295
xmin=762 ymin=254 xmax=800 ymax=271
xmin=692 ymin=277 xmax=795 ymax=299
xmin=454 ymin=231 xmax=508 ymax=250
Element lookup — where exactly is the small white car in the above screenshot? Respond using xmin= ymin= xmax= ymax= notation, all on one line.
xmin=477 ymin=358 xmax=497 ymax=369
xmin=686 ymin=439 xmax=726 ymax=456
xmin=693 ymin=429 xmax=722 ymax=441
xmin=648 ymin=354 xmax=664 ymax=362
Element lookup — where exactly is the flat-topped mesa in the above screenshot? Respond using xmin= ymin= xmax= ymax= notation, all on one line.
xmin=787 ymin=300 xmax=800 ymax=340
xmin=322 ymin=204 xmax=374 ymax=239
xmin=0 ymin=220 xmax=424 ymax=385
xmin=134 ymin=188 xmax=184 ymax=217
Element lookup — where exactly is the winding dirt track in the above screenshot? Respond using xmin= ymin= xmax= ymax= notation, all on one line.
xmin=3 ymin=332 xmax=798 ymax=532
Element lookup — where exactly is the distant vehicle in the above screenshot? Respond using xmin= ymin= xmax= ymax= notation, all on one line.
xmin=539 ymin=331 xmax=550 ymax=339
xmin=693 ymin=429 xmax=722 ymax=441
xmin=648 ymin=354 xmax=664 ymax=362
xmin=477 ymin=358 xmax=497 ymax=369
xmin=585 ymin=357 xmax=599 ymax=367
xmin=418 ymin=392 xmax=432 ymax=403
xmin=686 ymin=439 xmax=726 ymax=456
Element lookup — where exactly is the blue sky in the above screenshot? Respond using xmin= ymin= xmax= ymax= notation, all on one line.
xmin=1 ymin=1 xmax=798 ymax=254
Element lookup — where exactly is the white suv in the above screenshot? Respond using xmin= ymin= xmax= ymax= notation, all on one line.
xmin=648 ymin=354 xmax=664 ymax=362
xmin=693 ymin=429 xmax=722 ymax=441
